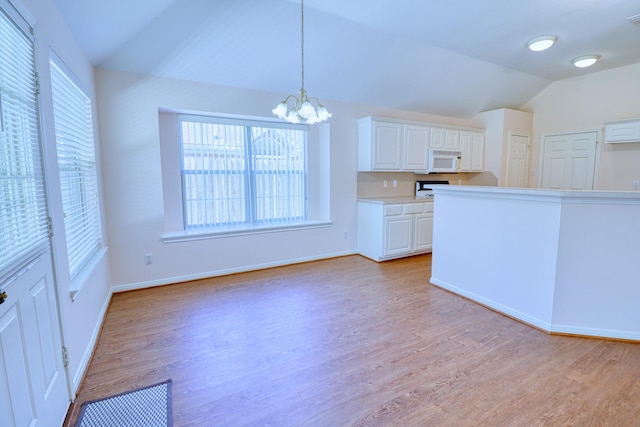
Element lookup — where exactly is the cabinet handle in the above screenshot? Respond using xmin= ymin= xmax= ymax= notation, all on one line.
xmin=0 ymin=289 xmax=6 ymax=304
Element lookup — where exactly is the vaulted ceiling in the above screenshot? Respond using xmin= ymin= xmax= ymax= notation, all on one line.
xmin=53 ymin=0 xmax=640 ymax=118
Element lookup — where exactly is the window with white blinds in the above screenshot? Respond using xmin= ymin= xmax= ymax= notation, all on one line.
xmin=179 ymin=115 xmax=307 ymax=230
xmin=50 ymin=58 xmax=102 ymax=279
xmin=0 ymin=4 xmax=49 ymax=280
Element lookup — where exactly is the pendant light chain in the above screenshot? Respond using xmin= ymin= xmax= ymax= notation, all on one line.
xmin=300 ymin=0 xmax=305 ymax=91
xmin=272 ymin=0 xmax=331 ymax=124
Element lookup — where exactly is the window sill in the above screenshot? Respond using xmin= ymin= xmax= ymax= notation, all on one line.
xmin=69 ymin=246 xmax=108 ymax=301
xmin=162 ymin=220 xmax=333 ymax=243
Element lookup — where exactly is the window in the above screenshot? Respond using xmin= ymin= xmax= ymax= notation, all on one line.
xmin=0 ymin=4 xmax=49 ymax=280
xmin=50 ymin=57 xmax=102 ymax=279
xmin=179 ymin=115 xmax=307 ymax=231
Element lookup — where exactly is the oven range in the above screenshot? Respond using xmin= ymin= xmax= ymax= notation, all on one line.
xmin=415 ymin=180 xmax=449 ymax=198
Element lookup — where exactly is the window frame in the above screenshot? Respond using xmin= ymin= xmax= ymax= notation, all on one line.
xmin=159 ymin=111 xmax=331 ymax=243
xmin=178 ymin=114 xmax=308 ymax=230
xmin=49 ymin=53 xmax=104 ymax=281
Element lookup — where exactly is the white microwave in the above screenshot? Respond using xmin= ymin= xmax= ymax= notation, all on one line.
xmin=424 ymin=149 xmax=461 ymax=173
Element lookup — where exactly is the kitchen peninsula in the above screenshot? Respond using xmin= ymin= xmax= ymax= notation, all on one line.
xmin=430 ymin=185 xmax=640 ymax=341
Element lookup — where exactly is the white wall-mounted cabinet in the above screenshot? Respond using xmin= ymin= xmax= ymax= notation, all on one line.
xmin=359 ymin=116 xmax=484 ymax=172
xmin=445 ymin=129 xmax=461 ymax=150
xmin=429 ymin=128 xmax=460 ymax=150
xmin=604 ymin=119 xmax=640 ymax=143
xmin=403 ymin=125 xmax=430 ymax=170
xmin=429 ymin=127 xmax=445 ymax=149
xmin=358 ymin=118 xmax=429 ymax=171
xmin=357 ymin=199 xmax=433 ymax=261
xmin=459 ymin=131 xmax=485 ymax=171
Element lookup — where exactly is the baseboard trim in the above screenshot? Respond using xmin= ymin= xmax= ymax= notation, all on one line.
xmin=430 ymin=277 xmax=640 ymax=342
xmin=549 ymin=324 xmax=640 ymax=342
xmin=71 ymin=288 xmax=114 ymax=396
xmin=429 ymin=277 xmax=552 ymax=332
xmin=111 ymin=250 xmax=358 ymax=294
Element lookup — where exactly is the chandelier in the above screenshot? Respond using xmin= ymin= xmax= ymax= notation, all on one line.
xmin=272 ymin=0 xmax=331 ymax=124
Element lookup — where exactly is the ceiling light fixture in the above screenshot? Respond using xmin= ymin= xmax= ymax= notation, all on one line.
xmin=273 ymin=0 xmax=331 ymax=124
xmin=527 ymin=36 xmax=557 ymax=52
xmin=572 ymin=55 xmax=600 ymax=68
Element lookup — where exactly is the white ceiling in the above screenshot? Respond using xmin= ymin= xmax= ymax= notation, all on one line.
xmin=52 ymin=0 xmax=640 ymax=118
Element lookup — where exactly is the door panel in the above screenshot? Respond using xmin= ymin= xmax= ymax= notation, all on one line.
xmin=29 ymin=277 xmax=60 ymax=397
xmin=373 ymin=123 xmax=402 ymax=169
xmin=384 ymin=216 xmax=412 ymax=255
xmin=541 ymin=132 xmax=597 ymax=190
xmin=404 ymin=125 xmax=429 ymax=170
xmin=0 ymin=305 xmax=36 ymax=427
xmin=414 ymin=214 xmax=434 ymax=251
xmin=548 ymin=158 xmax=566 ymax=189
xmin=570 ymin=158 xmax=589 ymax=190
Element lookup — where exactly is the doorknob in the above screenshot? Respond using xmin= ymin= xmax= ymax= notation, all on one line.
xmin=0 ymin=289 xmax=6 ymax=304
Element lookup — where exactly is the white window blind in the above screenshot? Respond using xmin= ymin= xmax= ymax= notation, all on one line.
xmin=50 ymin=58 xmax=102 ymax=279
xmin=179 ymin=115 xmax=307 ymax=230
xmin=0 ymin=4 xmax=49 ymax=280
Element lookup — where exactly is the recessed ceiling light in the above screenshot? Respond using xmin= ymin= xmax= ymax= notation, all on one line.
xmin=527 ymin=36 xmax=557 ymax=52
xmin=572 ymin=55 xmax=600 ymax=68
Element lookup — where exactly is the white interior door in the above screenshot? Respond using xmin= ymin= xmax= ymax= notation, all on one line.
xmin=506 ymin=133 xmax=530 ymax=187
xmin=541 ymin=131 xmax=598 ymax=190
xmin=1 ymin=255 xmax=69 ymax=427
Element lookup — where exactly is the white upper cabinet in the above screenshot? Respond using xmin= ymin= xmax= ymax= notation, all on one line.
xmin=604 ymin=119 xmax=640 ymax=143
xmin=471 ymin=132 xmax=485 ymax=171
xmin=445 ymin=129 xmax=461 ymax=150
xmin=369 ymin=120 xmax=402 ymax=170
xmin=403 ymin=125 xmax=430 ymax=170
xmin=459 ymin=131 xmax=473 ymax=171
xmin=358 ymin=118 xmax=429 ymax=171
xmin=432 ymin=128 xmax=460 ymax=150
xmin=429 ymin=127 xmax=446 ymax=149
xmin=358 ymin=117 xmax=484 ymax=172
xmin=459 ymin=131 xmax=485 ymax=172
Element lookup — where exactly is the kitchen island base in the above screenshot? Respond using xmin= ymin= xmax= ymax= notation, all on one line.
xmin=430 ymin=186 xmax=640 ymax=341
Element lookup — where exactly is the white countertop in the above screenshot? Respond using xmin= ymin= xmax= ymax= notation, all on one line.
xmin=357 ymin=196 xmax=434 ymax=204
xmin=431 ymin=185 xmax=640 ymax=203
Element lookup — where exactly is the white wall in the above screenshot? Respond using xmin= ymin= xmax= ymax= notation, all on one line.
xmin=524 ymin=63 xmax=640 ymax=190
xmin=96 ymin=69 xmax=476 ymax=289
xmin=20 ymin=0 xmax=112 ymax=392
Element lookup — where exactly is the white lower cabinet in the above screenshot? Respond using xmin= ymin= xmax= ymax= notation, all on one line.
xmin=358 ymin=200 xmax=434 ymax=261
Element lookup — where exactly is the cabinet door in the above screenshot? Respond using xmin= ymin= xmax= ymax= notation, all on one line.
xmin=430 ymin=127 xmax=446 ymax=149
xmin=471 ymin=132 xmax=485 ymax=171
xmin=373 ymin=121 xmax=402 ymax=170
xmin=403 ymin=125 xmax=429 ymax=170
xmin=445 ymin=130 xmax=461 ymax=150
xmin=459 ymin=131 xmax=473 ymax=171
xmin=414 ymin=213 xmax=434 ymax=252
xmin=384 ymin=215 xmax=412 ymax=256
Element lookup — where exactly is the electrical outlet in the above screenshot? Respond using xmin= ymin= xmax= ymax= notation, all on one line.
xmin=144 ymin=253 xmax=152 ymax=265
xmin=343 ymin=229 xmax=348 ymax=239
xmin=392 ymin=179 xmax=397 ymax=187
xmin=383 ymin=180 xmax=388 ymax=187
xmin=633 ymin=181 xmax=639 ymax=190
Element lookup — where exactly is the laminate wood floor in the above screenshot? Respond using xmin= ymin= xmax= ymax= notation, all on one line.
xmin=65 ymin=254 xmax=640 ymax=426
